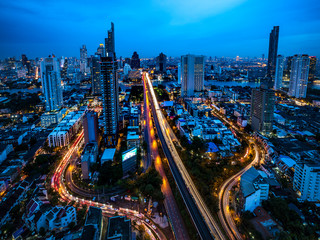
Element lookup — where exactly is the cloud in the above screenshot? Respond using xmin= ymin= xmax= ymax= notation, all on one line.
xmin=154 ymin=0 xmax=247 ymax=25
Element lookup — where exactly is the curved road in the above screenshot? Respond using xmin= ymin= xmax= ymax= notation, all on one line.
xmin=51 ymin=128 xmax=166 ymax=240
xmin=218 ymin=140 xmax=260 ymax=240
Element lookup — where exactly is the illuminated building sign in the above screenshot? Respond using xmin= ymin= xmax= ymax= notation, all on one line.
xmin=122 ymin=148 xmax=137 ymax=162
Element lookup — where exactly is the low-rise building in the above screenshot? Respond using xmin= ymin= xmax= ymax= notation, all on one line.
xmin=40 ymin=108 xmax=67 ymax=127
xmin=239 ymin=167 xmax=270 ymax=212
xmin=0 ymin=144 xmax=13 ymax=164
xmin=106 ymin=216 xmax=132 ymax=240
xmin=81 ymin=206 xmax=103 ymax=240
xmin=101 ymin=148 xmax=116 ymax=165
xmin=127 ymin=131 xmax=140 ymax=149
xmin=48 ymin=110 xmax=85 ymax=147
xmin=122 ymin=148 xmax=137 ymax=176
xmin=25 ymin=202 xmax=76 ymax=233
xmin=81 ymin=142 xmax=99 ymax=180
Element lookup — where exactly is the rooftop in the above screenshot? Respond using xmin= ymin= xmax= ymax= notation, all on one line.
xmin=107 ymin=216 xmax=131 ymax=240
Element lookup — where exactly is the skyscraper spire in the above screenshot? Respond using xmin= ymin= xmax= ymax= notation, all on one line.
xmin=266 ymin=26 xmax=279 ymax=88
xmin=105 ymin=22 xmax=115 ymax=58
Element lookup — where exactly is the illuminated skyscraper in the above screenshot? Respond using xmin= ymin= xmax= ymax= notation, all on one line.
xmin=274 ymin=55 xmax=284 ymax=90
xmin=308 ymin=56 xmax=317 ymax=83
xmin=80 ymin=45 xmax=88 ymax=73
xmin=91 ymin=56 xmax=101 ymax=95
xmin=181 ymin=54 xmax=204 ymax=97
xmin=267 ymin=26 xmax=279 ymax=87
xmin=178 ymin=63 xmax=181 ymax=84
xmin=101 ymin=22 xmax=119 ymax=147
xmin=60 ymin=57 xmax=68 ymax=79
xmin=40 ymin=57 xmax=63 ymax=112
xmin=288 ymin=54 xmax=310 ymax=99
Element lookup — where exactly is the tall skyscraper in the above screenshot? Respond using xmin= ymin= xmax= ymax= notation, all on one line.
xmin=80 ymin=45 xmax=88 ymax=73
xmin=156 ymin=52 xmax=167 ymax=72
xmin=274 ymin=55 xmax=284 ymax=90
xmin=283 ymin=56 xmax=293 ymax=82
xmin=105 ymin=22 xmax=115 ymax=57
xmin=178 ymin=63 xmax=181 ymax=84
xmin=131 ymin=52 xmax=140 ymax=69
xmin=60 ymin=57 xmax=68 ymax=79
xmin=250 ymin=87 xmax=275 ymax=134
xmin=83 ymin=111 xmax=99 ymax=145
xmin=267 ymin=26 xmax=279 ymax=87
xmin=181 ymin=54 xmax=204 ymax=97
xmin=40 ymin=57 xmax=63 ymax=112
xmin=101 ymin=22 xmax=119 ymax=147
xmin=308 ymin=56 xmax=317 ymax=83
xmin=91 ymin=56 xmax=101 ymax=95
xmin=288 ymin=54 xmax=310 ymax=99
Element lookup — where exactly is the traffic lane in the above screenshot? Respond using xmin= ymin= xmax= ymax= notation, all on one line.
xmin=147 ymin=88 xmax=213 ymax=240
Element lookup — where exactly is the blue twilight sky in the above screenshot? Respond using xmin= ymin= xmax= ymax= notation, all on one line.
xmin=0 ymin=0 xmax=320 ymax=59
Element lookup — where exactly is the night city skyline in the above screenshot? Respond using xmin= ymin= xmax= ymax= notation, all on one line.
xmin=1 ymin=1 xmax=320 ymax=240
xmin=1 ymin=0 xmax=320 ymax=58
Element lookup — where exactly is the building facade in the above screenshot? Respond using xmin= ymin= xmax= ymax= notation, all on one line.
xmin=40 ymin=57 xmax=63 ymax=112
xmin=308 ymin=56 xmax=317 ymax=83
xmin=250 ymin=87 xmax=275 ymax=134
xmin=130 ymin=51 xmax=140 ymax=69
xmin=240 ymin=167 xmax=270 ymax=212
xmin=267 ymin=26 xmax=279 ymax=86
xmin=91 ymin=56 xmax=101 ymax=95
xmin=288 ymin=54 xmax=310 ymax=99
xmin=83 ymin=111 xmax=99 ymax=145
xmin=181 ymin=54 xmax=204 ymax=97
xmin=293 ymin=159 xmax=320 ymax=202
xmin=274 ymin=55 xmax=284 ymax=90
xmin=156 ymin=52 xmax=167 ymax=72
xmin=102 ymin=23 xmax=119 ymax=147
xmin=80 ymin=45 xmax=88 ymax=73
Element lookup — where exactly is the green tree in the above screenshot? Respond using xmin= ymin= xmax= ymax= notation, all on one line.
xmin=39 ymin=227 xmax=46 ymax=236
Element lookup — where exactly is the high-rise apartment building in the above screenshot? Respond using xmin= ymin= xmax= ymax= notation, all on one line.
xmin=178 ymin=63 xmax=181 ymax=84
xmin=274 ymin=55 xmax=284 ymax=90
xmin=308 ymin=56 xmax=317 ymax=83
xmin=83 ymin=111 xmax=99 ymax=145
xmin=131 ymin=52 xmax=140 ymax=69
xmin=288 ymin=54 xmax=310 ymax=99
xmin=60 ymin=57 xmax=68 ymax=79
xmin=293 ymin=159 xmax=320 ymax=202
xmin=250 ymin=87 xmax=275 ymax=134
xmin=91 ymin=56 xmax=101 ymax=95
xmin=101 ymin=22 xmax=119 ymax=147
xmin=181 ymin=54 xmax=204 ymax=97
xmin=156 ymin=52 xmax=167 ymax=72
xmin=80 ymin=45 xmax=88 ymax=73
xmin=267 ymin=26 xmax=279 ymax=87
xmin=40 ymin=57 xmax=63 ymax=112
xmin=283 ymin=56 xmax=293 ymax=82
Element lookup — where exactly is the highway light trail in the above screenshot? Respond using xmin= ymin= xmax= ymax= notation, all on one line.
xmin=218 ymin=140 xmax=260 ymax=240
xmin=50 ymin=129 xmax=162 ymax=240
xmin=145 ymin=72 xmax=225 ymax=240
